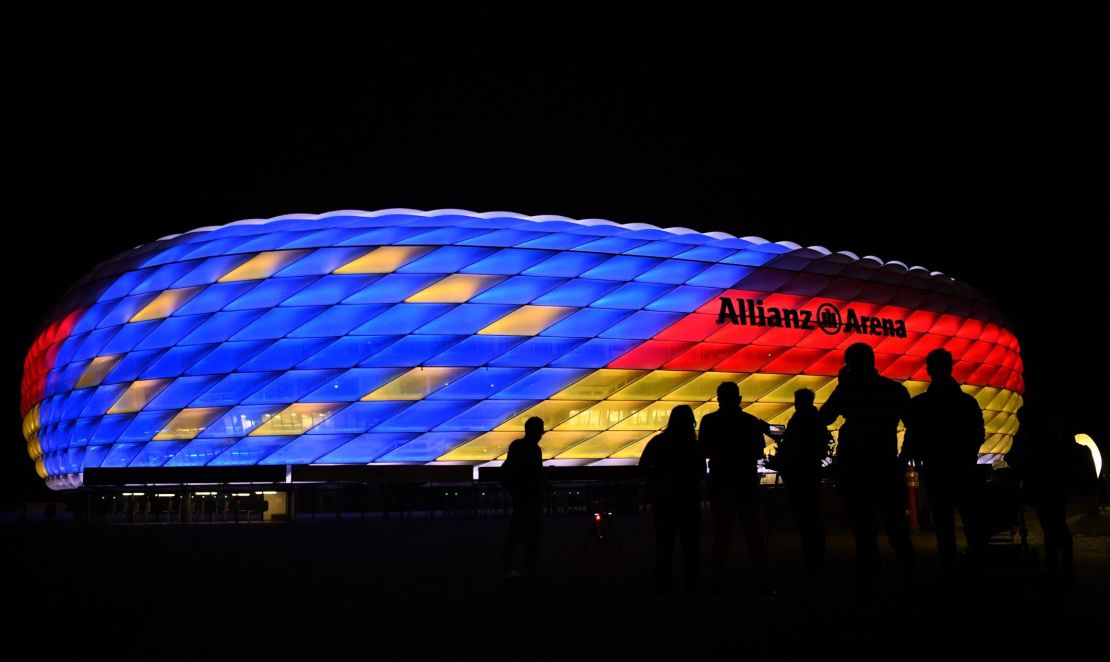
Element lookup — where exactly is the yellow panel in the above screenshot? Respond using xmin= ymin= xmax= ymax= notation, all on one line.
xmin=610 ymin=437 xmax=652 ymax=459
xmin=130 ymin=286 xmax=205 ymax=322
xmin=108 ymin=379 xmax=172 ymax=414
xmin=218 ymin=250 xmax=310 ymax=282
xmin=610 ymin=401 xmax=701 ymax=430
xmin=405 ymin=274 xmax=504 ymax=303
xmin=334 ymin=246 xmax=433 ymax=274
xmin=153 ymin=407 xmax=228 ymax=441
xmin=742 ymin=402 xmax=792 ymax=421
xmin=22 ymin=404 xmax=40 ymax=441
xmin=896 ymin=429 xmax=905 ymax=454
xmin=249 ymin=403 xmax=343 ymax=436
xmin=477 ymin=305 xmax=575 ymax=336
xmin=663 ymin=371 xmax=750 ymax=401
xmin=763 ymin=375 xmax=835 ymax=404
xmin=362 ymin=367 xmax=471 ymax=400
xmin=554 ymin=401 xmax=649 ymax=431
xmin=983 ymin=433 xmax=1008 ymax=454
xmin=813 ymin=378 xmax=840 ymax=404
xmin=737 ymin=373 xmax=793 ymax=401
xmin=692 ymin=402 xmax=719 ymax=426
xmin=75 ymin=355 xmax=124 ymax=389
xmin=984 ymin=388 xmax=1009 ymax=411
xmin=903 ymin=380 xmax=929 ymax=398
xmin=437 ymin=431 xmax=519 ymax=461
xmin=27 ymin=433 xmax=42 ymax=461
xmin=556 ymin=431 xmax=654 ymax=459
xmin=496 ymin=400 xmax=594 ymax=431
xmin=983 ymin=410 xmax=1001 ymax=433
xmin=553 ymin=369 xmax=647 ymax=400
xmin=35 ymin=457 xmax=47 ymax=479
xmin=1004 ymin=392 xmax=1023 ymax=414
xmin=767 ymin=406 xmax=796 ymax=425
xmin=609 ymin=371 xmax=698 ymax=400
xmin=972 ymin=387 xmax=999 ymax=409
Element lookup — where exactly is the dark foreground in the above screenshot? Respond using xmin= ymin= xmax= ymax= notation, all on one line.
xmin=5 ymin=494 xmax=1108 ymax=661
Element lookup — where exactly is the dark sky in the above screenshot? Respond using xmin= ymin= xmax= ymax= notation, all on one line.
xmin=5 ymin=7 xmax=1107 ymax=498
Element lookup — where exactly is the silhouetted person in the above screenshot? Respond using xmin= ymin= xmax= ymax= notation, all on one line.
xmin=640 ymin=405 xmax=705 ymax=595
xmin=820 ymin=342 xmax=915 ymax=604
xmin=778 ymin=388 xmax=829 ymax=575
xmin=903 ymin=348 xmax=986 ymax=580
xmin=700 ymin=381 xmax=772 ymax=594
xmin=502 ymin=416 xmax=545 ymax=578
xmin=1006 ymin=405 xmax=1073 ymax=582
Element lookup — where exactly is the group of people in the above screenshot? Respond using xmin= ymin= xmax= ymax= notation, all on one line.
xmin=499 ymin=341 xmax=1083 ymax=601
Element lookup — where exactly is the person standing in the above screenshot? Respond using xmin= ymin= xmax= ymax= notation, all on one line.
xmin=502 ymin=416 xmax=545 ymax=579
xmin=778 ymin=388 xmax=830 ymax=576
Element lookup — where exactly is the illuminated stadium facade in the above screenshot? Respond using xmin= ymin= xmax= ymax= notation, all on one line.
xmin=22 ymin=210 xmax=1024 ymax=490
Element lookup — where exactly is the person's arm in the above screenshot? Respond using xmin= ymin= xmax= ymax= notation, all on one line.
xmin=818 ymin=386 xmax=843 ymax=427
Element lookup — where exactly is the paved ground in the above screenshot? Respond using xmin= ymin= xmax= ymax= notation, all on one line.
xmin=5 ymin=495 xmax=1108 ymax=660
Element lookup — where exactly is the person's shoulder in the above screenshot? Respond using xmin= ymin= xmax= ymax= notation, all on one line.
xmin=880 ymin=375 xmax=910 ymax=395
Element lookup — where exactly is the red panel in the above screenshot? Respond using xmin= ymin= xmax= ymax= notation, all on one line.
xmin=761 ymin=292 xmax=811 ymax=310
xmin=882 ymin=355 xmax=924 ymax=381
xmin=962 ymin=340 xmax=993 ymax=363
xmin=984 ymin=344 xmax=1009 ymax=366
xmin=705 ymin=323 xmax=771 ymax=345
xmin=802 ymin=349 xmax=844 ymax=376
xmin=663 ymin=343 xmax=743 ymax=371
xmin=979 ymin=323 xmax=1000 ymax=344
xmin=943 ymin=337 xmax=975 ymax=359
xmin=754 ymin=326 xmax=811 ymax=347
xmin=906 ymin=334 xmax=948 ymax=357
xmin=969 ymin=363 xmax=1002 ymax=386
xmin=955 ymin=317 xmax=985 ymax=339
xmin=608 ymin=341 xmax=693 ymax=369
xmin=873 ymin=352 xmax=899 ymax=373
xmin=797 ymin=329 xmax=850 ymax=349
xmin=910 ymin=364 xmax=931 ymax=381
xmin=952 ymin=360 xmax=978 ymax=383
xmin=655 ymin=314 xmax=720 ymax=342
xmin=836 ymin=332 xmax=885 ymax=350
xmin=905 ymin=310 xmax=939 ymax=334
xmin=874 ymin=331 xmax=922 ymax=354
xmin=715 ymin=345 xmax=789 ymax=372
xmin=930 ymin=314 xmax=963 ymax=337
xmin=695 ymin=289 xmax=769 ymax=314
xmin=763 ymin=348 xmax=829 ymax=374
xmin=1002 ymin=348 xmax=1018 ymax=369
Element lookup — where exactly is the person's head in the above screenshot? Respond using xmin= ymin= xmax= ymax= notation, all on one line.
xmin=524 ymin=416 xmax=545 ymax=440
xmin=926 ymin=348 xmax=954 ymax=381
xmin=794 ymin=388 xmax=815 ymax=408
xmin=666 ymin=405 xmax=696 ymax=436
xmin=844 ymin=342 xmax=875 ymax=373
xmin=717 ymin=381 xmax=741 ymax=409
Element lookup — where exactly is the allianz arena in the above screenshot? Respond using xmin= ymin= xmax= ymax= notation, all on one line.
xmin=21 ymin=210 xmax=1023 ymax=490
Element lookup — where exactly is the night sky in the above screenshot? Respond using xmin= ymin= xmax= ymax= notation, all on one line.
xmin=5 ymin=8 xmax=1106 ymax=499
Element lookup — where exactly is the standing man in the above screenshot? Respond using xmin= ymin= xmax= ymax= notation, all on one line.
xmin=501 ymin=416 xmax=545 ymax=579
xmin=820 ymin=342 xmax=915 ymax=604
xmin=902 ymin=348 xmax=986 ymax=580
xmin=778 ymin=388 xmax=830 ymax=576
xmin=700 ymin=381 xmax=772 ymax=595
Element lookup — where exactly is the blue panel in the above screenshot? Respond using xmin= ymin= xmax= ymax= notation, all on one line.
xmin=230 ymin=306 xmax=326 ymax=341
xmin=242 ymin=370 xmax=342 ymax=404
xmin=57 ymin=360 xmax=90 ymax=392
xmin=145 ymin=375 xmax=222 ymax=410
xmin=599 ymin=311 xmax=685 ymax=339
xmin=165 ymin=438 xmax=238 ymax=466
xmin=61 ymin=447 xmax=85 ymax=474
xmin=61 ymin=388 xmax=94 ymax=421
xmin=98 ymin=269 xmax=152 ymax=302
xmin=360 ymin=335 xmax=463 ymax=367
xmin=521 ymin=251 xmax=607 ymax=277
xmin=335 ymin=226 xmax=428 ymax=246
xmin=302 ymin=368 xmax=405 ymax=402
xmin=180 ymin=235 xmax=259 ymax=260
xmin=397 ymin=246 xmax=496 ymax=274
xmin=72 ymin=327 xmax=119 ymax=361
xmin=198 ymin=405 xmax=285 ymax=438
xmin=287 ymin=305 xmax=389 ymax=338
xmin=100 ymin=443 xmax=144 ymax=468
xmin=685 ymin=264 xmax=754 ymax=288
xmin=372 ymin=401 xmax=474 ymax=432
xmin=427 ymin=367 xmax=533 ymax=399
xmin=425 ymin=335 xmax=527 ymax=366
xmin=173 ymin=282 xmax=257 ymax=316
xmin=53 ymin=334 xmax=86 ymax=366
xmin=273 ymin=246 xmax=370 ymax=276
xmin=131 ymin=262 xmax=195 ymax=295
xmin=376 ymin=432 xmax=475 ymax=462
xmin=634 ymin=260 xmax=708 ymax=285
xmin=531 ymin=279 xmax=620 ymax=306
xmin=92 ymin=414 xmax=135 ymax=445
xmin=549 ymin=338 xmax=641 ymax=367
xmin=184 ymin=340 xmax=273 ymax=375
xmin=397 ymin=226 xmax=490 ymax=245
xmin=279 ymin=229 xmax=371 ymax=250
xmin=540 ymin=308 xmax=632 ymax=337
xmin=105 ymin=350 xmax=165 ymax=383
xmin=81 ymin=443 xmax=112 ymax=469
xmin=436 ymin=400 xmax=535 ymax=431
xmin=516 ymin=232 xmax=596 ymax=250
xmin=488 ymin=337 xmax=587 ymax=367
xmin=673 ymin=245 xmax=735 ymax=262
xmin=342 ymin=273 xmax=444 ymax=303
xmin=118 ymin=410 xmax=177 ymax=442
xmin=71 ymin=301 xmax=114 ymax=334
xmin=590 ymin=282 xmax=674 ymax=309
xmin=236 ymin=338 xmax=335 ymax=372
xmin=224 ymin=276 xmax=317 ymax=310
xmin=257 ymin=434 xmax=354 ymax=464
xmin=171 ymin=255 xmax=252 ymax=287
xmin=296 ymin=336 xmax=401 ymax=369
xmin=71 ymin=417 xmax=100 ymax=448
xmin=280 ymin=275 xmax=380 ymax=306
xmin=573 ymin=236 xmax=649 ymax=254
xmin=413 ymin=304 xmax=515 ymax=335
xmin=489 ymin=367 xmax=592 ymax=399
xmin=469 ymin=276 xmax=565 ymax=304
xmin=228 ymin=232 xmax=304 ymax=253
xmin=129 ymin=441 xmax=187 ymax=467
xmin=140 ymin=344 xmax=217 ymax=379
xmin=461 ymin=249 xmax=554 ymax=275
xmin=458 ymin=228 xmax=548 ymax=247
xmin=209 ymin=437 xmax=293 ymax=466
xmin=723 ymin=249 xmax=777 ymax=267
xmin=192 ymin=372 xmax=281 ymax=407
xmin=316 ymin=433 xmax=417 ymax=463
xmin=350 ymin=303 xmax=455 ymax=335
xmin=134 ymin=315 xmax=210 ymax=350
xmin=645 ymin=286 xmax=723 ymax=312
xmin=306 ymin=402 xmax=412 ymax=434
xmin=624 ymin=240 xmax=689 ymax=258
xmin=80 ymin=384 xmax=128 ymax=417
xmin=580 ymin=256 xmax=661 ymax=281
xmin=96 ymin=293 xmax=158 ymax=329
xmin=178 ymin=309 xmax=266 ymax=345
